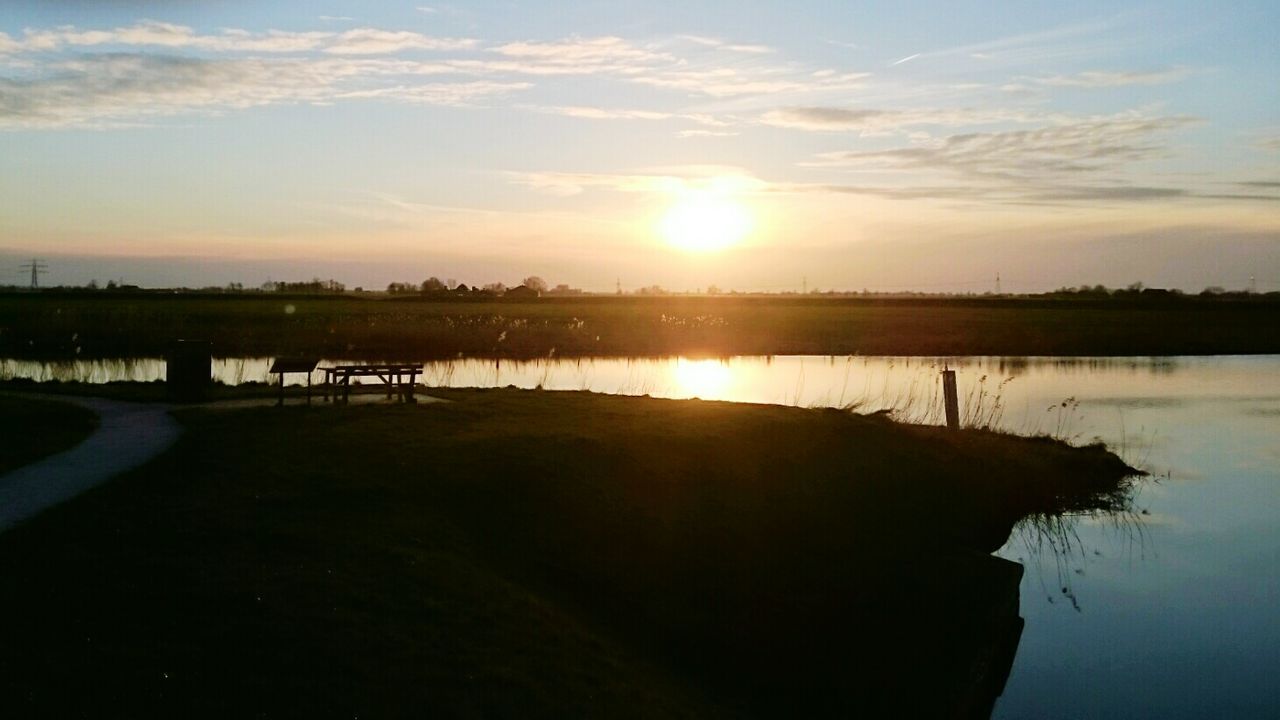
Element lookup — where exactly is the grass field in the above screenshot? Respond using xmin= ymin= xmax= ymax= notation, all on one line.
xmin=0 ymin=394 xmax=97 ymax=474
xmin=0 ymin=389 xmax=1135 ymax=716
xmin=2 ymin=292 xmax=1278 ymax=360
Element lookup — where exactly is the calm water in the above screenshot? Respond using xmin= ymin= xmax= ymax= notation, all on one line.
xmin=4 ymin=354 xmax=1278 ymax=716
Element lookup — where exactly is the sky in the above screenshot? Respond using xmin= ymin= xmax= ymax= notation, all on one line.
xmin=1 ymin=0 xmax=1278 ymax=292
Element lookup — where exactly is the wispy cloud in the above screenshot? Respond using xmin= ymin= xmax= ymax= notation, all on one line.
xmin=677 ymin=35 xmax=774 ymax=54
xmin=507 ymin=166 xmax=767 ymax=196
xmin=0 ymin=54 xmax=523 ymax=128
xmin=525 ymin=105 xmax=732 ymax=130
xmin=677 ymin=129 xmax=738 ymax=138
xmin=490 ymin=36 xmax=672 ymax=68
xmin=1 ymin=19 xmax=883 ymax=130
xmin=760 ymin=106 xmax=1052 ymax=133
xmin=1032 ymin=67 xmax=1192 ymax=88
xmin=808 ymin=114 xmax=1199 ymax=179
xmin=789 ymin=113 xmax=1222 ymax=206
xmin=6 ymin=21 xmax=476 ymax=55
xmin=334 ymin=80 xmax=530 ymax=106
xmin=633 ymin=67 xmax=868 ymax=98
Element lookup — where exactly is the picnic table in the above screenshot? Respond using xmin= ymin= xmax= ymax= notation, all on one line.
xmin=268 ymin=358 xmax=320 ymax=406
xmin=323 ymin=364 xmax=422 ymax=404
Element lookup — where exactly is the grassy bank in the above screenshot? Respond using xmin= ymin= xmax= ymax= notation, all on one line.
xmin=0 ymin=390 xmax=1135 ymax=716
xmin=0 ymin=394 xmax=97 ymax=474
xmin=2 ymin=293 xmax=1278 ymax=360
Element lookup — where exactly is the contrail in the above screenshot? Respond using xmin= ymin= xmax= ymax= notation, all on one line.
xmin=892 ymin=53 xmax=921 ymax=65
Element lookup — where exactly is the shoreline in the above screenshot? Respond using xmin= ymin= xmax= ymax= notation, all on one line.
xmin=0 ymin=388 xmax=1137 ymax=715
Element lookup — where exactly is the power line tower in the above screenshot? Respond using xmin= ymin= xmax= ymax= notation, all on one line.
xmin=20 ymin=259 xmax=48 ymax=289
xmin=615 ymin=277 xmax=622 ymax=295
xmin=1250 ymin=276 xmax=1257 ymax=294
xmin=802 ymin=276 xmax=808 ymax=294
xmin=995 ymin=272 xmax=1002 ymax=295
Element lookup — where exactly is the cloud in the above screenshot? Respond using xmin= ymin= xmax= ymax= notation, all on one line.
xmin=632 ymin=67 xmax=868 ymax=98
xmin=0 ymin=53 xmax=521 ymax=128
xmin=1259 ymin=136 xmax=1280 ymax=152
xmin=335 ymin=81 xmax=530 ymax=106
xmin=507 ymin=166 xmax=767 ymax=196
xmin=677 ymin=129 xmax=738 ymax=138
xmin=491 ymin=36 xmax=672 ymax=69
xmin=325 ymin=29 xmax=476 ymax=55
xmin=677 ymin=35 xmax=773 ymax=54
xmin=536 ymin=105 xmax=672 ymax=121
xmin=777 ymin=113 xmax=1230 ymax=206
xmin=460 ymin=34 xmax=866 ymax=97
xmin=7 ymin=21 xmax=475 ymax=55
xmin=809 ymin=114 xmax=1199 ymax=180
xmin=760 ymin=106 xmax=1049 ymax=133
xmin=0 ymin=54 xmax=322 ymax=128
xmin=526 ymin=105 xmax=732 ymax=129
xmin=1032 ymin=67 xmax=1191 ymax=88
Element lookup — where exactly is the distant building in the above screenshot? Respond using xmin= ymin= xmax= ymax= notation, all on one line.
xmin=453 ymin=283 xmax=470 ymax=293
xmin=504 ymin=284 xmax=541 ymax=298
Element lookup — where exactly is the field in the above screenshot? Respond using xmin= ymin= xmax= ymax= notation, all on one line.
xmin=2 ymin=292 xmax=1278 ymax=360
xmin=0 ymin=389 xmax=1135 ymax=717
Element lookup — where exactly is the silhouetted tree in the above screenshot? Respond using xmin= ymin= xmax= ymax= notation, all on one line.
xmin=420 ymin=277 xmax=447 ymax=293
xmin=521 ymin=276 xmax=549 ymax=293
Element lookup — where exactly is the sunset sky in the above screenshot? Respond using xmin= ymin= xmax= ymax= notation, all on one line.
xmin=1 ymin=1 xmax=1277 ymax=292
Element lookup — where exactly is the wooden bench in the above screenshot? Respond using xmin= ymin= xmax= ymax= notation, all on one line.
xmin=323 ymin=364 xmax=422 ymax=404
xmin=268 ymin=358 xmax=320 ymax=406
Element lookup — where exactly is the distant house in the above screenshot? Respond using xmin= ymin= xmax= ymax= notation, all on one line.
xmin=453 ymin=283 xmax=470 ymax=294
xmin=504 ymin=284 xmax=541 ymax=299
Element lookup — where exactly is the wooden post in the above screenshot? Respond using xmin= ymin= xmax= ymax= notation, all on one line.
xmin=276 ymin=373 xmax=285 ymax=407
xmin=942 ymin=369 xmax=959 ymax=430
xmin=306 ymin=373 xmax=312 ymax=406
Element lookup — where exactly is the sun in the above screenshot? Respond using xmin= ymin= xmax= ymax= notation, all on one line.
xmin=659 ymin=191 xmax=753 ymax=252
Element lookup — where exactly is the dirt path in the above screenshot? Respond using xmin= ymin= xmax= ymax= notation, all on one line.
xmin=0 ymin=397 xmax=181 ymax=532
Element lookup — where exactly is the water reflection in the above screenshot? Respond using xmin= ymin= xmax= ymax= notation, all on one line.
xmin=671 ymin=358 xmax=732 ymax=399
xmin=4 ymin=355 xmax=1277 ymax=435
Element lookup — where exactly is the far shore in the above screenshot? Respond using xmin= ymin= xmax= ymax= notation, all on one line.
xmin=2 ymin=292 xmax=1278 ymax=361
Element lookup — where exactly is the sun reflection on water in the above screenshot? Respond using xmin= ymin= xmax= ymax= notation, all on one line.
xmin=671 ymin=358 xmax=733 ymax=400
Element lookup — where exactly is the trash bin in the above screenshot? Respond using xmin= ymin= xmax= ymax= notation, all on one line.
xmin=167 ymin=340 xmax=212 ymax=401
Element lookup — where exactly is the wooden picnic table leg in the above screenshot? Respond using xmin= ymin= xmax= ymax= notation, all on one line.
xmin=343 ymin=374 xmax=351 ymax=404
xmin=306 ymin=372 xmax=312 ymax=406
xmin=407 ymin=371 xmax=417 ymax=402
xmin=276 ymin=372 xmax=284 ymax=407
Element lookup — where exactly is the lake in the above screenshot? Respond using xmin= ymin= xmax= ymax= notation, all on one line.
xmin=3 ymin=353 xmax=1277 ymax=717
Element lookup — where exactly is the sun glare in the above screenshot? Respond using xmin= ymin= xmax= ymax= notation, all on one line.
xmin=659 ymin=192 xmax=752 ymax=252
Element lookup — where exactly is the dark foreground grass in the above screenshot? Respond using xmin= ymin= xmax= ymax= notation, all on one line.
xmin=3 ymin=293 xmax=1278 ymax=359
xmin=0 ymin=394 xmax=98 ymax=474
xmin=0 ymin=390 xmax=1135 ymax=717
